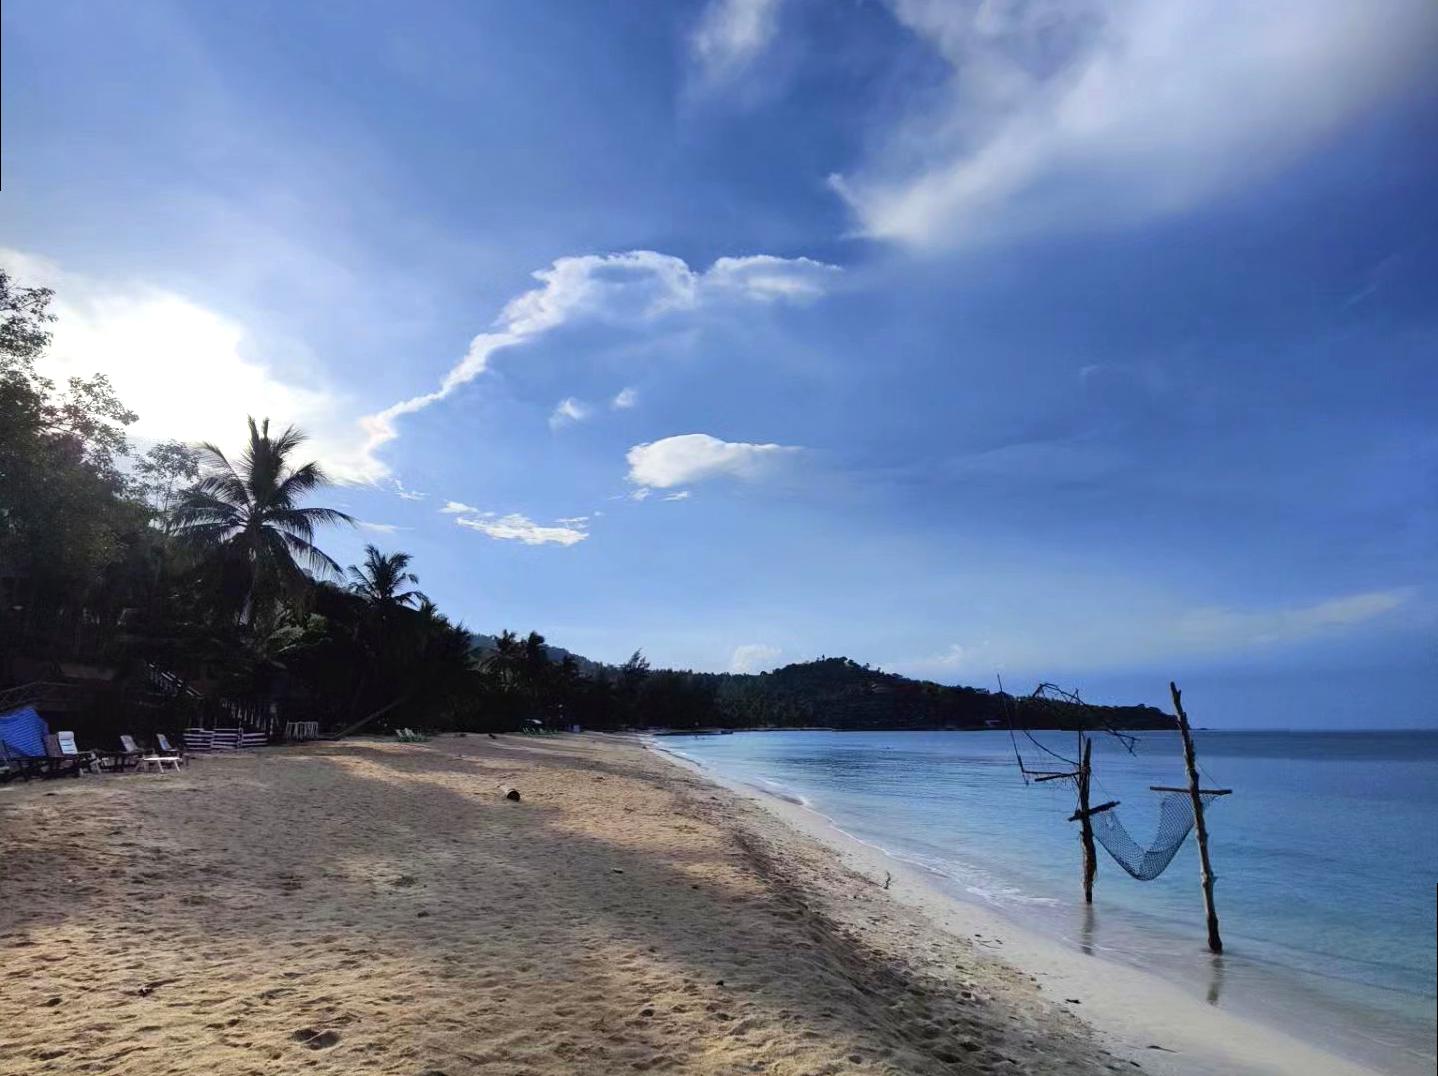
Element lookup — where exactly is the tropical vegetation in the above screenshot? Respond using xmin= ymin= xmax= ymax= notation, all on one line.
xmin=0 ymin=269 xmax=1168 ymax=744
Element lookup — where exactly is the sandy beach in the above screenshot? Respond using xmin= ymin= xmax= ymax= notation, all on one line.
xmin=0 ymin=734 xmax=1376 ymax=1075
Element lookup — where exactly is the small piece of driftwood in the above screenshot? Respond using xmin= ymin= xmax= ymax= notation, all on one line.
xmin=500 ymin=785 xmax=521 ymax=801
xmin=1067 ymin=799 xmax=1119 ymax=822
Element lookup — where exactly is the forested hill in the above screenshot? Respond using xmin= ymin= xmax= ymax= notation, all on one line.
xmin=632 ymin=657 xmax=1176 ymax=732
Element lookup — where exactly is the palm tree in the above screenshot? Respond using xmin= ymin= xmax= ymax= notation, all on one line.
xmin=174 ymin=417 xmax=353 ymax=623
xmin=484 ymin=630 xmax=522 ymax=692
xmin=415 ymin=596 xmax=447 ymax=625
xmin=347 ymin=545 xmax=426 ymax=609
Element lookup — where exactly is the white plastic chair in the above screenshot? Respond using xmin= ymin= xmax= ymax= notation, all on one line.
xmin=155 ymin=733 xmax=186 ymax=766
xmin=55 ymin=731 xmax=102 ymax=775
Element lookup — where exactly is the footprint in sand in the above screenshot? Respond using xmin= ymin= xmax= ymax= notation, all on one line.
xmin=291 ymin=1028 xmax=341 ymax=1049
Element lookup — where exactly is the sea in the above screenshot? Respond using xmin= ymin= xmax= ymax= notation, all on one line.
xmin=654 ymin=728 xmax=1437 ymax=1074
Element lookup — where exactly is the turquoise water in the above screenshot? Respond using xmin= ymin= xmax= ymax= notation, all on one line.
xmin=658 ymin=729 xmax=1438 ymax=1073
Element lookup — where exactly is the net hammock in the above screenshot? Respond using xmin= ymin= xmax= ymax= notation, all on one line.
xmin=1088 ymin=791 xmax=1223 ymax=881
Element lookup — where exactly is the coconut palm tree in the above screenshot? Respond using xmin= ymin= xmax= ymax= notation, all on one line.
xmin=173 ymin=417 xmax=352 ymax=623
xmin=346 ymin=545 xmax=426 ymax=610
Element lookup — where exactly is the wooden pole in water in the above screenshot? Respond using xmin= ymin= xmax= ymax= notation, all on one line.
xmin=1170 ymin=681 xmax=1222 ymax=953
xmin=1078 ymin=735 xmax=1097 ymax=904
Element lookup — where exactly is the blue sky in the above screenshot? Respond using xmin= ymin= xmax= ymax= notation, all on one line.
xmin=3 ymin=0 xmax=1436 ymax=726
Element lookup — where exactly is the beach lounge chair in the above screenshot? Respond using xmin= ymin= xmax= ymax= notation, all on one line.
xmin=100 ymin=734 xmax=146 ymax=773
xmin=0 ymin=741 xmax=27 ymax=783
xmin=155 ymin=733 xmax=186 ymax=766
xmin=50 ymin=732 xmax=101 ymax=776
xmin=135 ymin=748 xmax=182 ymax=774
xmin=1 ymin=741 xmax=58 ymax=781
xmin=109 ymin=733 xmax=178 ymax=774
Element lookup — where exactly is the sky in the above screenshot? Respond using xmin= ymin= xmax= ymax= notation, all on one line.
xmin=3 ymin=0 xmax=1436 ymax=726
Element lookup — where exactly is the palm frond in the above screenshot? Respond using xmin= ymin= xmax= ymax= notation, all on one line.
xmin=172 ymin=488 xmax=245 ymax=530
xmin=188 ymin=472 xmax=251 ymax=510
xmin=275 ymin=528 xmax=343 ymax=580
xmin=271 ymin=459 xmax=330 ymax=507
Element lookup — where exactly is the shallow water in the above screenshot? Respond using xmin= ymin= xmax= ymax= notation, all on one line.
xmin=659 ymin=729 xmax=1438 ymax=1074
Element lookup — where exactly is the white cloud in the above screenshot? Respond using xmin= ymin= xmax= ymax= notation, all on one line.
xmin=358 ymin=521 xmax=406 ymax=534
xmin=730 ymin=643 xmax=783 ymax=674
xmin=356 ymin=250 xmax=837 ymax=478
xmin=833 ymin=1 xmax=1438 ymax=248
xmin=390 ymin=480 xmax=426 ymax=501
xmin=3 ymin=246 xmax=836 ymax=487
xmin=663 ymin=490 xmax=692 ymax=501
xmin=439 ymin=500 xmax=482 ymax=515
xmin=629 ymin=487 xmax=653 ymax=502
xmin=611 ymin=386 xmax=639 ymax=410
xmin=626 ymin=433 xmax=801 ymax=489
xmin=548 ymin=396 xmax=591 ymax=429
xmin=555 ymin=515 xmax=590 ymax=526
xmin=691 ymin=0 xmax=784 ymax=84
xmin=703 ymin=255 xmax=838 ymax=302
xmin=454 ymin=513 xmax=590 ymax=547
xmin=887 ymin=641 xmax=999 ymax=680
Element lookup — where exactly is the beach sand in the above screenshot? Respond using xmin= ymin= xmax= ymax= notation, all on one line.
xmin=0 ymin=734 xmax=1373 ymax=1074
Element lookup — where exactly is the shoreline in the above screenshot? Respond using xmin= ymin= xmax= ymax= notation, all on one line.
xmin=648 ymin=739 xmax=1393 ymax=1075
xmin=0 ymin=732 xmax=1415 ymax=1074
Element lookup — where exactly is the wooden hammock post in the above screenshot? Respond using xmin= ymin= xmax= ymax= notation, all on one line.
xmin=1170 ymin=681 xmax=1222 ymax=954
xmin=1078 ymin=736 xmax=1097 ymax=904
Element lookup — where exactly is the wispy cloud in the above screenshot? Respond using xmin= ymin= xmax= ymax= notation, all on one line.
xmin=454 ymin=512 xmax=590 ymax=547
xmin=548 ymin=396 xmax=591 ymax=429
xmin=891 ymin=588 xmax=1416 ymax=681
xmin=1174 ymin=589 xmax=1414 ymax=649
xmin=390 ymin=480 xmax=426 ymax=501
xmin=690 ymin=0 xmax=784 ymax=85
xmin=663 ymin=490 xmax=692 ymax=502
xmin=355 ymin=250 xmax=838 ymax=479
xmin=730 ymin=642 xmax=783 ymax=674
xmin=626 ymin=433 xmax=801 ymax=489
xmin=833 ymin=1 xmax=1438 ymax=248
xmin=439 ymin=500 xmax=482 ymax=515
xmin=611 ymin=386 xmax=639 ymax=410
xmin=358 ymin=521 xmax=407 ymax=534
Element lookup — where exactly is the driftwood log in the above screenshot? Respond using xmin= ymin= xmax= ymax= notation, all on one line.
xmin=1171 ymin=681 xmax=1223 ymax=954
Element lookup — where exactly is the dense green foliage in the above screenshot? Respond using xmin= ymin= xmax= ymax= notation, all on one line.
xmin=627 ymin=657 xmax=1174 ymax=731
xmin=0 ymin=270 xmax=1170 ymax=741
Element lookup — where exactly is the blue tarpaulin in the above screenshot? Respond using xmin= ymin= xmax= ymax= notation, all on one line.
xmin=0 ymin=706 xmax=50 ymax=757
